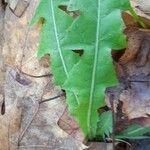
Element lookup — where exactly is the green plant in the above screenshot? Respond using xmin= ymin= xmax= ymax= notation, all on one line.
xmin=62 ymin=0 xmax=131 ymax=139
xmin=116 ymin=124 xmax=150 ymax=139
xmin=97 ymin=111 xmax=112 ymax=138
xmin=31 ymin=0 xmax=80 ymax=115
xmin=32 ymin=0 xmax=147 ymax=140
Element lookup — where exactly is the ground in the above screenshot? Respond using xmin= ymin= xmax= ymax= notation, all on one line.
xmin=0 ymin=0 xmax=150 ymax=150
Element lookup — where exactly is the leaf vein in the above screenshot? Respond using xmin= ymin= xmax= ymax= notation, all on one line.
xmin=87 ymin=0 xmax=101 ymax=134
xmin=50 ymin=0 xmax=79 ymax=104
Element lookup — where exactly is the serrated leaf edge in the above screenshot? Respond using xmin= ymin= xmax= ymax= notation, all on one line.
xmin=50 ymin=0 xmax=79 ymax=104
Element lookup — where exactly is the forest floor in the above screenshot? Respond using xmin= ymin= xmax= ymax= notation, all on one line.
xmin=0 ymin=0 xmax=150 ymax=150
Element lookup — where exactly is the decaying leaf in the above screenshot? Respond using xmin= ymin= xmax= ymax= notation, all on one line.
xmin=0 ymin=105 xmax=21 ymax=150
xmin=106 ymin=28 xmax=150 ymax=125
xmin=58 ymin=108 xmax=85 ymax=142
xmin=118 ymin=29 xmax=150 ymax=119
xmin=0 ymin=67 xmax=84 ymax=150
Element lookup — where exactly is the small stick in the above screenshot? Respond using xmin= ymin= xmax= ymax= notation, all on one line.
xmin=20 ymin=69 xmax=52 ymax=78
xmin=1 ymin=100 xmax=5 ymax=115
xmin=39 ymin=93 xmax=64 ymax=104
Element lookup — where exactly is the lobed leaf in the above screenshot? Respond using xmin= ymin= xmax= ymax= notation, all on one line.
xmin=31 ymin=0 xmax=80 ymax=112
xmin=97 ymin=111 xmax=112 ymax=138
xmin=63 ymin=0 xmax=131 ymax=138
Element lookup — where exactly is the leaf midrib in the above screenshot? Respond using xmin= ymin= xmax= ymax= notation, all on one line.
xmin=127 ymin=127 xmax=148 ymax=136
xmin=87 ymin=0 xmax=101 ymax=135
xmin=50 ymin=0 xmax=69 ymax=77
xmin=50 ymin=0 xmax=79 ymax=104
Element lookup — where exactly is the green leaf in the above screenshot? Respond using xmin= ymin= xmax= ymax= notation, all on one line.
xmin=31 ymin=0 xmax=80 ymax=112
xmin=97 ymin=111 xmax=112 ymax=138
xmin=116 ymin=124 xmax=150 ymax=139
xmin=63 ymin=0 xmax=131 ymax=138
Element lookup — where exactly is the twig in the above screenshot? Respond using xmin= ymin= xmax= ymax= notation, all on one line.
xmin=20 ymin=69 xmax=52 ymax=78
xmin=115 ymin=138 xmax=132 ymax=148
xmin=39 ymin=93 xmax=64 ymax=104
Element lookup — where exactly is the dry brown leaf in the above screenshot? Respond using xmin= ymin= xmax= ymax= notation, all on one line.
xmin=58 ymin=108 xmax=85 ymax=142
xmin=106 ymin=28 xmax=150 ymax=126
xmin=0 ymin=102 xmax=21 ymax=150
xmin=86 ymin=142 xmax=113 ymax=150
xmin=118 ymin=29 xmax=150 ymax=119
